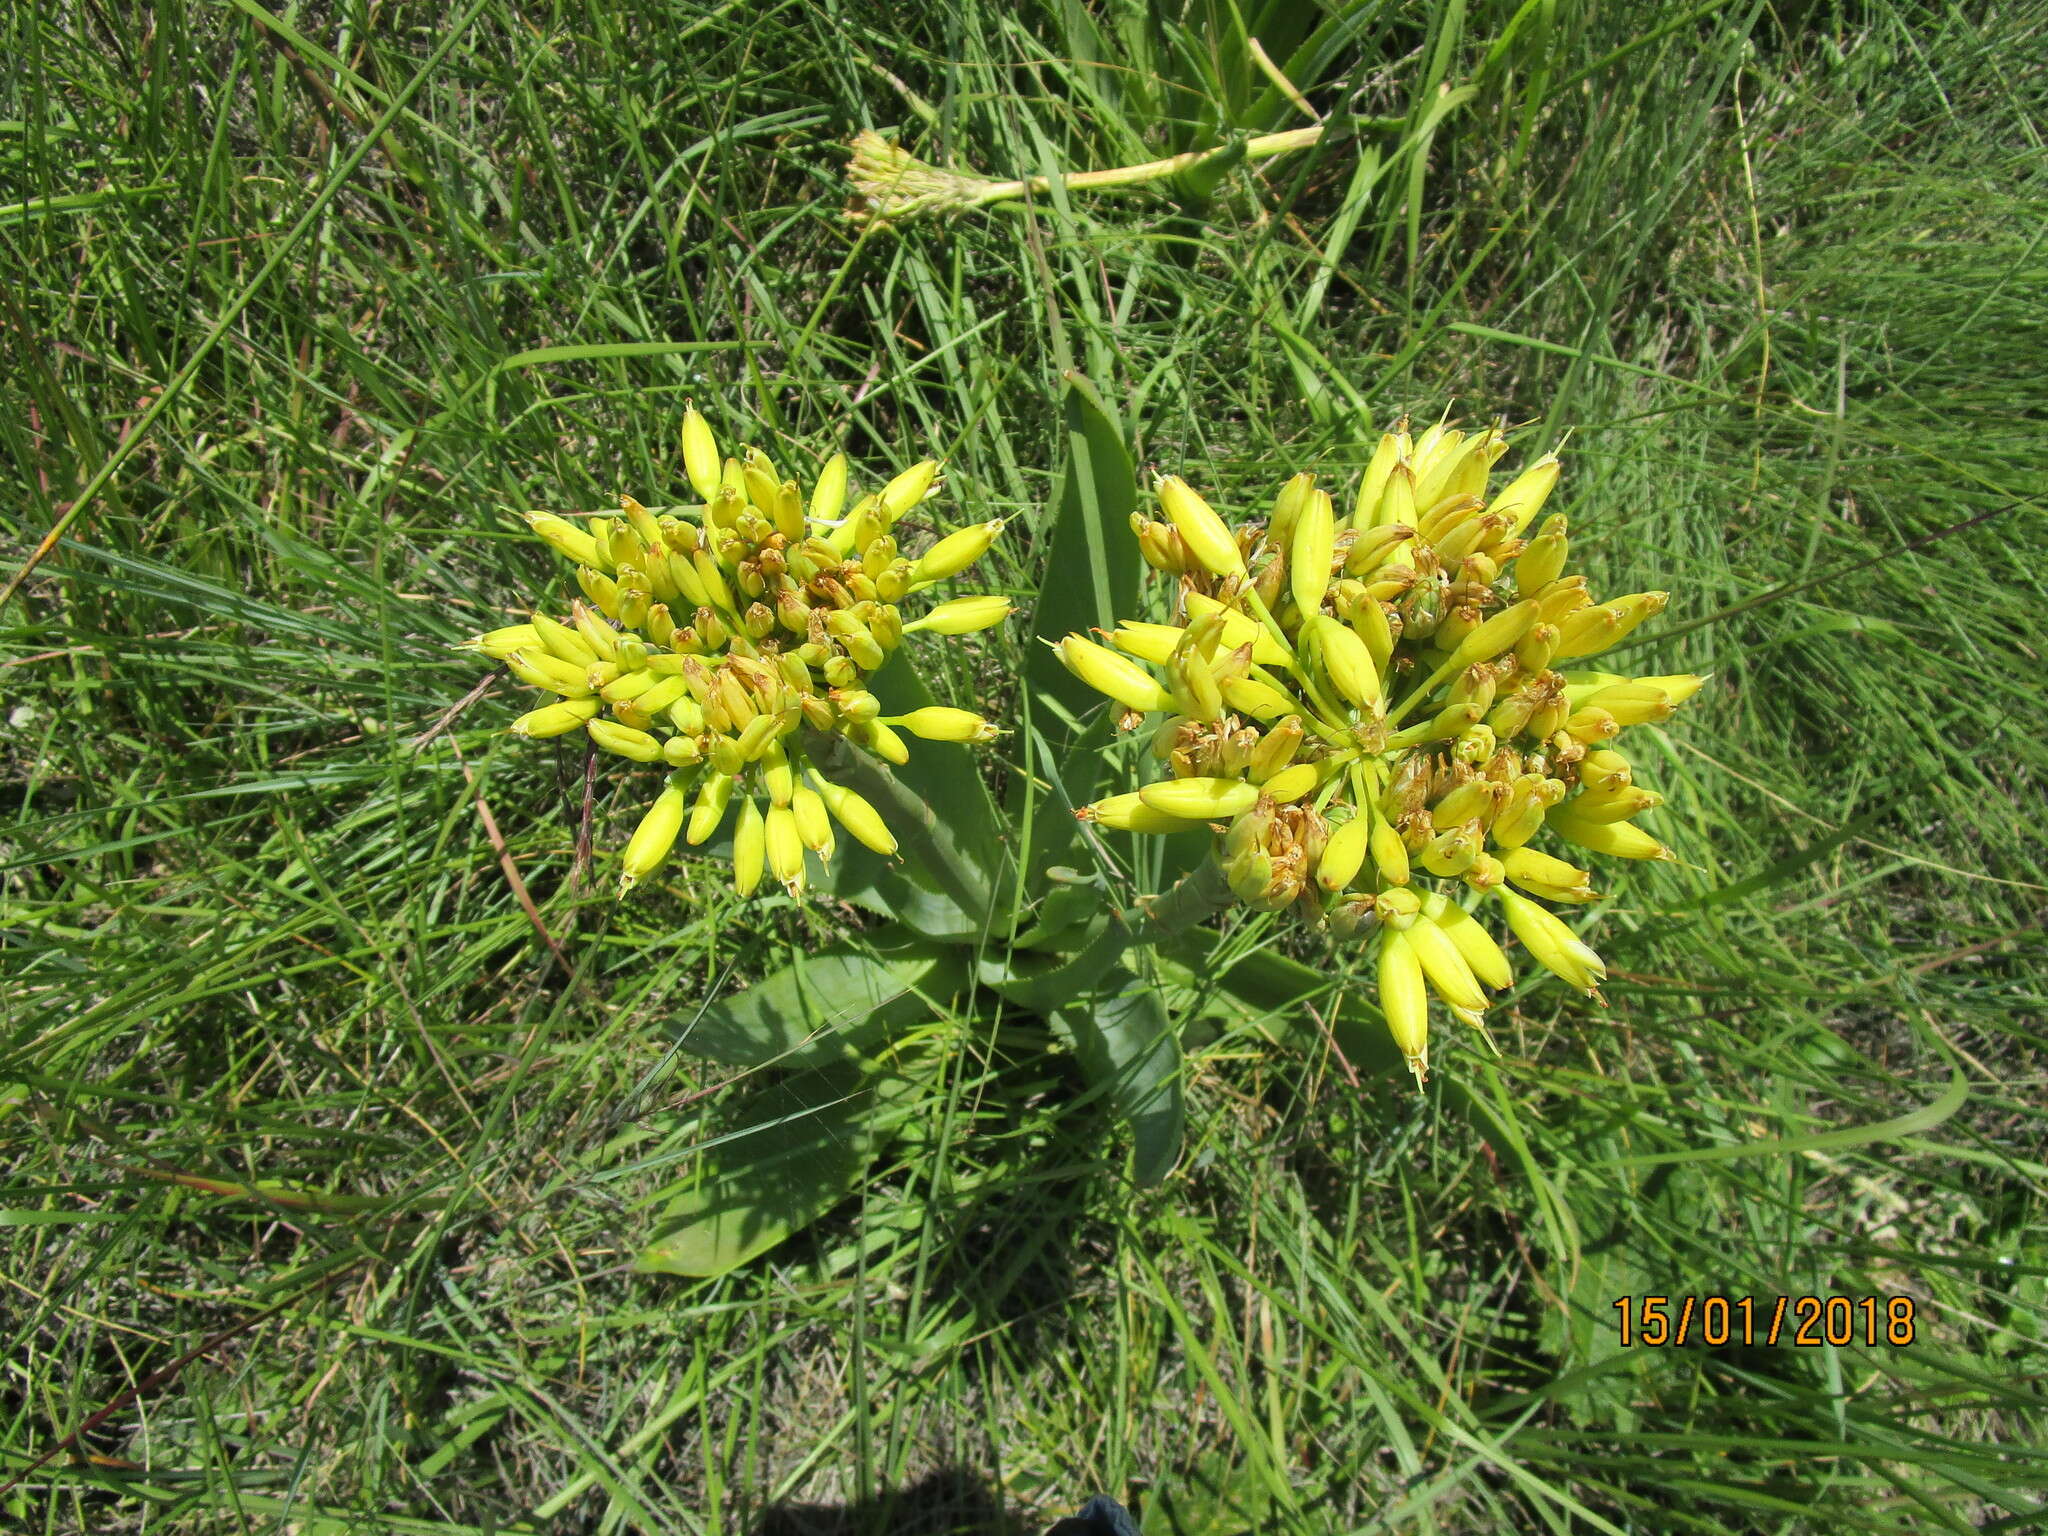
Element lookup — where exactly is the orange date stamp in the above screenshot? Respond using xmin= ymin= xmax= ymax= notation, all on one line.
xmin=1612 ymin=1294 xmax=1919 ymax=1347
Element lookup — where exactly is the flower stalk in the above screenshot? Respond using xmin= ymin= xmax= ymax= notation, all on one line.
xmin=847 ymin=126 xmax=1326 ymax=226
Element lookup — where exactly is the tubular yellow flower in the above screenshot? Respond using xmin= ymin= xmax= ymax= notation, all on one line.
xmin=1305 ymin=615 xmax=1381 ymax=709
xmin=1545 ymin=805 xmax=1675 ymax=861
xmin=1403 ymin=915 xmax=1491 ymax=1015
xmin=1315 ymin=815 xmax=1372 ymax=893
xmin=1501 ymin=845 xmax=1601 ymax=903
xmin=1422 ymin=893 xmax=1514 ymax=991
xmin=878 ymin=459 xmax=942 ymax=520
xmin=1489 ymin=454 xmax=1561 ymax=535
xmin=790 ymin=784 xmax=835 ymax=854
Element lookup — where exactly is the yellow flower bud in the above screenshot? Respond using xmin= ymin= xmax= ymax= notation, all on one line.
xmin=587 ymin=718 xmax=664 ymax=763
xmin=1267 ymin=471 xmax=1317 ymax=553
xmin=1488 ymin=453 xmax=1561 ymax=536
xmin=1137 ymin=777 xmax=1261 ymax=821
xmin=1579 ymin=682 xmax=1676 ymax=727
xmin=1631 ymin=672 xmax=1708 ymax=705
xmin=766 ymin=803 xmax=806 ymax=895
xmin=620 ymin=780 xmax=689 ymax=893
xmin=1403 ymin=915 xmax=1490 ymax=1014
xmin=1289 ymin=487 xmax=1336 ymax=617
xmin=467 ymin=624 xmax=541 ymax=661
xmin=811 ymin=774 xmax=898 ymax=856
xmin=1351 ymin=433 xmax=1404 ymax=529
xmin=1105 ymin=621 xmax=1185 ymax=665
xmin=791 ymin=784 xmax=836 ymax=854
xmin=887 ymin=707 xmax=999 ymax=743
xmin=902 ymin=594 xmax=1014 ymax=634
xmin=1054 ymin=635 xmax=1175 ymax=715
xmin=509 ymin=697 xmax=602 ymax=737
xmin=1220 ymin=676 xmax=1301 ymax=722
xmin=1421 ymin=893 xmax=1514 ymax=991
xmin=864 ymin=720 xmax=910 ymax=765
xmin=878 ymin=459 xmax=941 ymax=520
xmin=1181 ymin=593 xmax=1294 ymax=665
xmin=1545 ymin=805 xmax=1674 ymax=861
xmin=1156 ymin=476 xmax=1246 ymax=578
xmin=731 ymin=796 xmax=766 ymax=896
xmin=1578 ymin=749 xmax=1632 ymax=794
xmin=1501 ymin=845 xmax=1600 ymax=903
xmin=1078 ymin=791 xmax=1203 ymax=834
xmin=1258 ymin=761 xmax=1321 ymax=804
xmin=1377 ymin=929 xmax=1431 ymax=1085
xmin=1305 ymin=615 xmax=1381 ymax=709
xmin=1370 ymin=815 xmax=1411 ymax=885
xmin=524 ymin=511 xmax=602 ymax=567
xmin=504 ymin=650 xmax=594 ymax=698
xmin=1315 ymin=815 xmax=1371 ymax=893
xmin=1171 ymin=646 xmax=1226 ymax=723
xmin=910 ymin=519 xmax=1005 ymax=585
xmin=811 ymin=452 xmax=850 ymax=525
xmin=1514 ymin=514 xmax=1569 ymax=595
xmin=1568 ymin=784 xmax=1664 ymax=824
xmin=1497 ymin=887 xmax=1606 ymax=994
xmin=681 ymin=407 xmax=722 ymax=501
xmin=1451 ymin=598 xmax=1539 ymax=666
xmin=687 ymin=772 xmax=734 ymax=845
xmin=533 ymin=610 xmax=596 ymax=665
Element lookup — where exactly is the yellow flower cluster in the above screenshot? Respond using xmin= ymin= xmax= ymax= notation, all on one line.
xmin=1060 ymin=417 xmax=1701 ymax=1085
xmin=468 ymin=409 xmax=1010 ymax=898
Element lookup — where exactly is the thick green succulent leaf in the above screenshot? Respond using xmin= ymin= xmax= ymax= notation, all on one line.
xmin=1050 ymin=967 xmax=1183 ymax=1186
xmin=1017 ymin=371 xmax=1143 ymax=889
xmin=635 ymin=1065 xmax=917 ymax=1278
xmin=672 ymin=939 xmax=964 ymax=1070
xmin=979 ymin=903 xmax=1131 ymax=1014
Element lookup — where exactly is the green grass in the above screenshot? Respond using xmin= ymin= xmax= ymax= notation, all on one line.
xmin=4 ymin=1 xmax=2045 ymax=1531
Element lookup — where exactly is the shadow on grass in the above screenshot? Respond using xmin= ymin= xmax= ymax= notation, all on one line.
xmin=751 ymin=1467 xmax=1029 ymax=1536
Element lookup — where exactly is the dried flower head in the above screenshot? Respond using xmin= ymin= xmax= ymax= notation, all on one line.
xmin=468 ymin=408 xmax=1010 ymax=898
xmin=1064 ymin=416 xmax=1703 ymax=1085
